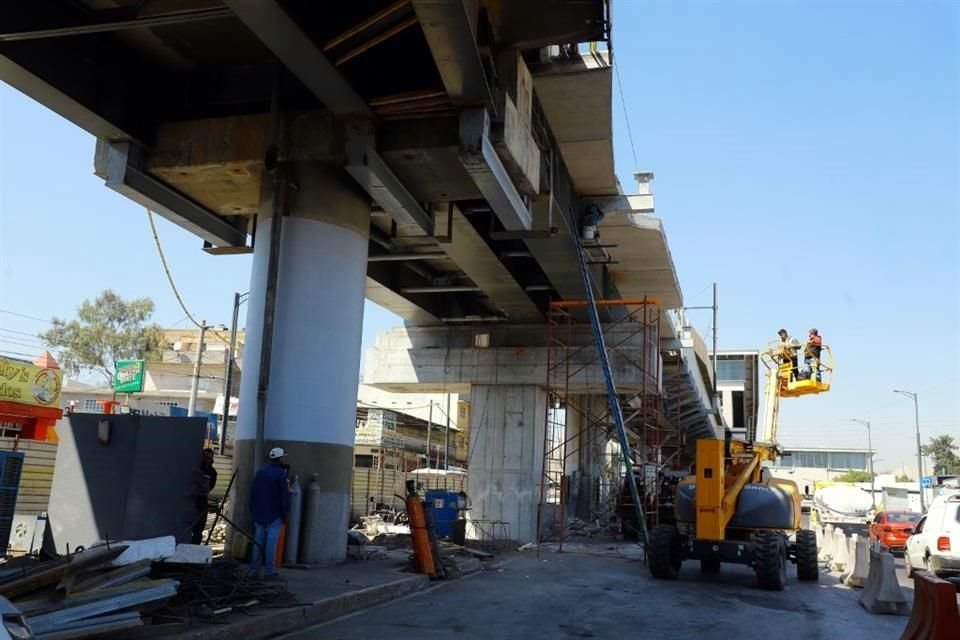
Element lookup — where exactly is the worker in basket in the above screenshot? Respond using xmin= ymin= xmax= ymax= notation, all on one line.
xmin=799 ymin=328 xmax=823 ymax=381
xmin=776 ymin=329 xmax=801 ymax=381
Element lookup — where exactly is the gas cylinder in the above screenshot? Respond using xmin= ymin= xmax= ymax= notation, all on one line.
xmin=284 ymin=476 xmax=303 ymax=566
xmin=300 ymin=474 xmax=322 ymax=564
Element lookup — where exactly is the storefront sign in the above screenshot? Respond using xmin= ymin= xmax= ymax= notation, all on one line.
xmin=355 ymin=409 xmax=401 ymax=446
xmin=213 ymin=395 xmax=239 ymax=417
xmin=0 ymin=356 xmax=62 ymax=408
xmin=114 ymin=360 xmax=145 ymax=393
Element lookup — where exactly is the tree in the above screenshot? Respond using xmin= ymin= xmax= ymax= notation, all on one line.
xmin=895 ymin=473 xmax=912 ymax=482
xmin=41 ymin=290 xmax=165 ymax=385
xmin=833 ymin=470 xmax=875 ymax=483
xmin=921 ymin=435 xmax=960 ymax=475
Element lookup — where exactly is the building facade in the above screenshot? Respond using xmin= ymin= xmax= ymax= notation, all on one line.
xmin=709 ymin=350 xmax=759 ymax=441
xmin=771 ymin=446 xmax=873 ymax=496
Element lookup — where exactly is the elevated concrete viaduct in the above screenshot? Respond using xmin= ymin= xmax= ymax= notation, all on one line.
xmin=1 ymin=1 xmax=720 ymax=557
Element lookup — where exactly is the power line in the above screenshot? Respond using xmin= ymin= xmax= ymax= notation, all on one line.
xmin=613 ymin=62 xmax=639 ymax=170
xmin=145 ymin=208 xmax=230 ymax=345
xmin=0 ymin=327 xmax=44 ymax=341
xmin=0 ymin=309 xmax=51 ymax=324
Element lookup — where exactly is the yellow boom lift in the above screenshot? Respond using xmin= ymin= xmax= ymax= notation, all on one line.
xmin=649 ymin=340 xmax=833 ymax=589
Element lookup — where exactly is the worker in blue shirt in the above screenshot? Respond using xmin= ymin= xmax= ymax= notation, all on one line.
xmin=249 ymin=447 xmax=290 ymax=577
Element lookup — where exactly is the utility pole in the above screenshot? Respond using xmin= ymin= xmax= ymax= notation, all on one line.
xmin=425 ymin=401 xmax=433 ymax=468
xmin=894 ymin=389 xmax=925 ymax=511
xmin=681 ymin=283 xmax=719 ymax=412
xmin=219 ymin=292 xmax=248 ymax=454
xmin=188 ymin=321 xmax=207 ymax=417
xmin=444 ymin=393 xmax=452 ymax=469
xmin=852 ymin=419 xmax=876 ymax=509
xmin=712 ymin=282 xmax=718 ymax=411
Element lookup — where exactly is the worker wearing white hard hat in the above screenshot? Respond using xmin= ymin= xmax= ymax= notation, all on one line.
xmin=249 ymin=446 xmax=290 ymax=577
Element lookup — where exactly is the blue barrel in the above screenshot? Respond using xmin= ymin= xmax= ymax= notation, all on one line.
xmin=424 ymin=490 xmax=459 ymax=538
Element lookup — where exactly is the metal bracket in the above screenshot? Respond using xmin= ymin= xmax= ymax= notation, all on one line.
xmin=102 ymin=142 xmax=248 ymax=249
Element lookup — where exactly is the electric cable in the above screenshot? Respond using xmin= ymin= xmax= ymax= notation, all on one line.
xmin=145 ymin=208 xmax=230 ymax=345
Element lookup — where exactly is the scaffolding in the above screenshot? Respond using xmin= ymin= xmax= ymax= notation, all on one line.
xmin=536 ymin=299 xmax=683 ymax=549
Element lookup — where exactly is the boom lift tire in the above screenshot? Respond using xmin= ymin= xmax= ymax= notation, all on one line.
xmin=754 ymin=531 xmax=787 ymax=591
xmin=795 ymin=529 xmax=819 ymax=581
xmin=700 ymin=557 xmax=721 ymax=573
xmin=649 ymin=524 xmax=682 ymax=579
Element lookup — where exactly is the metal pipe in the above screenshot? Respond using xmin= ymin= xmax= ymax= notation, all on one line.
xmin=500 ymin=250 xmax=533 ymax=258
xmin=335 ymin=16 xmax=418 ymax=66
xmin=188 ymin=321 xmax=206 ymax=417
xmin=368 ymin=252 xmax=446 ymax=262
xmin=426 ymin=402 xmax=433 ymax=466
xmin=254 ymin=68 xmax=286 ymax=469
xmin=401 ymin=285 xmax=480 ymax=294
xmin=525 ymin=284 xmax=552 ymax=292
xmin=440 ymin=315 xmax=506 ymax=323
xmin=0 ymin=7 xmax=234 ymax=42
xmin=323 ymin=0 xmax=410 ymax=51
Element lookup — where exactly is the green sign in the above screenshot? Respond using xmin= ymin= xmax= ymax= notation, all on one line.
xmin=114 ymin=360 xmax=145 ymax=393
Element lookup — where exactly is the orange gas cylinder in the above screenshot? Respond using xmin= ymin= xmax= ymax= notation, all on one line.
xmin=406 ymin=482 xmax=436 ymax=577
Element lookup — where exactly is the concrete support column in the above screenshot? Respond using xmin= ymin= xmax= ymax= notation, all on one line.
xmin=465 ymin=385 xmax=546 ymax=544
xmin=233 ymin=163 xmax=369 ymax=564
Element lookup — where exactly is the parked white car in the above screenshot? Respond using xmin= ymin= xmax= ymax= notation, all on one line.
xmin=904 ymin=492 xmax=960 ymax=579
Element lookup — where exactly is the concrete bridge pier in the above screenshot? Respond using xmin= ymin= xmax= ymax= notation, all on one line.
xmin=234 ymin=162 xmax=370 ymax=565
xmin=467 ymin=385 xmax=547 ymax=544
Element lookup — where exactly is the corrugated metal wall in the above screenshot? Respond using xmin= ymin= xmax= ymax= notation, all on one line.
xmin=0 ymin=439 xmax=56 ymax=516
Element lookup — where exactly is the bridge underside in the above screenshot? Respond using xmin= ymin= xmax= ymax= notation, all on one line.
xmin=1 ymin=0 xmax=719 ymax=555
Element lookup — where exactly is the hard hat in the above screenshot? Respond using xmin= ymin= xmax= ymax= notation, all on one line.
xmin=269 ymin=447 xmax=286 ymax=460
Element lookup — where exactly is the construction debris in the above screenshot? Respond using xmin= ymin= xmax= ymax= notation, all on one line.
xmin=0 ymin=543 xmax=295 ymax=639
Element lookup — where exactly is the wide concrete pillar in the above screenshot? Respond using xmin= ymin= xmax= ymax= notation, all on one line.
xmin=466 ymin=385 xmax=546 ymax=544
xmin=234 ymin=163 xmax=369 ymax=564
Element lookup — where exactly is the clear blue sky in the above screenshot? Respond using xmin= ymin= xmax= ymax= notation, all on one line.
xmin=1 ymin=1 xmax=957 ymax=473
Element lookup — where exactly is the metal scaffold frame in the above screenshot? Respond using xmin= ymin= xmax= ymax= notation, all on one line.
xmin=536 ymin=299 xmax=683 ymax=550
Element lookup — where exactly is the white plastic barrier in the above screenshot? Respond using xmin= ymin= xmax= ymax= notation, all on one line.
xmin=844 ymin=535 xmax=870 ymax=587
xmin=840 ymin=534 xmax=858 ymax=582
xmin=818 ymin=524 xmax=835 ymax=562
xmin=829 ymin=528 xmax=849 ymax=572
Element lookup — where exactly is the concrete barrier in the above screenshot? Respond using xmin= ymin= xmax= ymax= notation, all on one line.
xmin=859 ymin=549 xmax=910 ymax=615
xmin=899 ymin=570 xmax=960 ymax=639
xmin=844 ymin=535 xmax=870 ymax=588
xmin=829 ymin=529 xmax=849 ymax=572
xmin=839 ymin=534 xmax=858 ymax=582
xmin=819 ymin=524 xmax=835 ymax=563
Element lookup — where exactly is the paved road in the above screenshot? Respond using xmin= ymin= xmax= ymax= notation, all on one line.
xmin=892 ymin=554 xmax=960 ymax=603
xmin=277 ymin=547 xmax=909 ymax=640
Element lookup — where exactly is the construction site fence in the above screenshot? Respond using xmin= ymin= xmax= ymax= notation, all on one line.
xmin=0 ymin=442 xmax=466 ymax=527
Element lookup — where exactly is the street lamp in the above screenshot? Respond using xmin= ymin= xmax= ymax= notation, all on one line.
xmin=851 ymin=419 xmax=876 ymax=509
xmin=893 ymin=389 xmax=925 ymax=511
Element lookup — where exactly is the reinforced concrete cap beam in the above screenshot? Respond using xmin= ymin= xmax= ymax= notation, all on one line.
xmin=101 ymin=142 xmax=247 ymax=248
xmin=459 ymin=109 xmax=532 ymax=231
xmin=224 ymin=0 xmax=371 ymax=118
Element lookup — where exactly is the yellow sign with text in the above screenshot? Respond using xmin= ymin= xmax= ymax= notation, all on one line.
xmin=0 ymin=357 xmax=62 ymax=408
